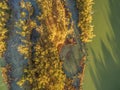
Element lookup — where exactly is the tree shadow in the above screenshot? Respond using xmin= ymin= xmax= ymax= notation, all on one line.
xmin=86 ymin=0 xmax=120 ymax=90
xmin=109 ymin=0 xmax=120 ymax=64
xmin=89 ymin=40 xmax=120 ymax=90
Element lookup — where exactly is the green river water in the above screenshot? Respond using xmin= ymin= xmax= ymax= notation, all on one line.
xmin=83 ymin=0 xmax=120 ymax=90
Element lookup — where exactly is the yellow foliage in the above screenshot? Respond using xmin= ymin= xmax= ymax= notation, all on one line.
xmin=21 ymin=11 xmax=26 ymax=18
xmin=20 ymin=1 xmax=33 ymax=17
xmin=77 ymin=0 xmax=95 ymax=43
xmin=18 ymin=45 xmax=30 ymax=59
xmin=64 ymin=78 xmax=76 ymax=90
xmin=1 ymin=64 xmax=11 ymax=88
xmin=17 ymin=1 xmax=68 ymax=89
xmin=0 ymin=0 xmax=9 ymax=57
xmin=37 ymin=0 xmax=72 ymax=47
xmin=17 ymin=78 xmax=26 ymax=87
xmin=0 ymin=1 xmax=9 ymax=10
xmin=17 ymin=1 xmax=37 ymax=59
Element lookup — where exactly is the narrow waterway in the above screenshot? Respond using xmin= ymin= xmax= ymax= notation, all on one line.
xmin=2 ymin=0 xmax=39 ymax=90
xmin=4 ymin=0 xmax=27 ymax=90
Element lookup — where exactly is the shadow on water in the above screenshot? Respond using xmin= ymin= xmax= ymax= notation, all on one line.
xmin=109 ymin=0 xmax=120 ymax=63
xmin=87 ymin=0 xmax=120 ymax=90
xmin=89 ymin=40 xmax=120 ymax=90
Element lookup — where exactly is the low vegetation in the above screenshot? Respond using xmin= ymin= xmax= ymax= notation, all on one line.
xmin=0 ymin=0 xmax=9 ymax=57
xmin=77 ymin=0 xmax=95 ymax=43
xmin=1 ymin=64 xmax=11 ymax=89
xmin=0 ymin=0 xmax=94 ymax=90
xmin=17 ymin=0 xmax=69 ymax=90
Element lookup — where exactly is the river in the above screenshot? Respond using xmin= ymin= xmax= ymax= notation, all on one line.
xmin=83 ymin=0 xmax=120 ymax=90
